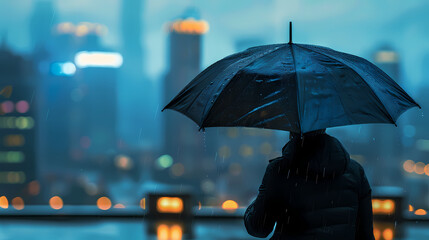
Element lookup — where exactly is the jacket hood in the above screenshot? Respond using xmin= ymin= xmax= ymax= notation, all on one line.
xmin=281 ymin=133 xmax=350 ymax=180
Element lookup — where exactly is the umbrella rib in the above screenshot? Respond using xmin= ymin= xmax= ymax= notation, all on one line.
xmin=295 ymin=44 xmax=397 ymax=125
xmin=289 ymin=44 xmax=303 ymax=133
xmin=199 ymin=45 xmax=288 ymax=129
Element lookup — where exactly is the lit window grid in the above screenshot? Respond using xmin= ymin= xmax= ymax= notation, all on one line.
xmin=0 ymin=117 xmax=35 ymax=130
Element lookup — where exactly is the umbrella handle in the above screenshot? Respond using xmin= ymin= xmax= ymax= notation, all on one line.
xmin=289 ymin=21 xmax=292 ymax=44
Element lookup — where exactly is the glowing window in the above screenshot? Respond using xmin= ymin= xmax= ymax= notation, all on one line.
xmin=156 ymin=197 xmax=183 ymax=213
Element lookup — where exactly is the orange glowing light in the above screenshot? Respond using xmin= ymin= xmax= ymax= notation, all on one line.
xmin=140 ymin=198 xmax=146 ymax=209
xmin=49 ymin=196 xmax=63 ymax=210
xmin=75 ymin=24 xmax=89 ymax=36
xmin=373 ymin=228 xmax=380 ymax=240
xmin=415 ymin=209 xmax=427 ymax=215
xmin=11 ymin=197 xmax=24 ymax=210
xmin=4 ymin=134 xmax=25 ymax=147
xmin=113 ymin=203 xmax=125 ymax=209
xmin=382 ymin=228 xmax=393 ymax=240
xmin=156 ymin=224 xmax=183 ymax=240
xmin=170 ymin=18 xmax=209 ymax=34
xmin=222 ymin=200 xmax=239 ymax=211
xmin=170 ymin=224 xmax=182 ymax=240
xmin=157 ymin=197 xmax=184 ymax=213
xmin=157 ymin=224 xmax=169 ymax=240
xmin=198 ymin=201 xmax=201 ymax=210
xmin=115 ymin=155 xmax=132 ymax=170
xmin=97 ymin=197 xmax=112 ymax=210
xmin=57 ymin=22 xmax=75 ymax=34
xmin=409 ymin=204 xmax=414 ymax=212
xmin=28 ymin=180 xmax=40 ymax=196
xmin=425 ymin=164 xmax=429 ymax=176
xmin=372 ymin=199 xmax=395 ymax=215
xmin=0 ymin=196 xmax=8 ymax=209
xmin=403 ymin=160 xmax=415 ymax=173
xmin=414 ymin=162 xmax=425 ymax=174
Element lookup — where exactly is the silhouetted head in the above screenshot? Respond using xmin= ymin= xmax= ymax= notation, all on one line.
xmin=288 ymin=129 xmax=326 ymax=140
xmin=281 ymin=129 xmax=349 ymax=179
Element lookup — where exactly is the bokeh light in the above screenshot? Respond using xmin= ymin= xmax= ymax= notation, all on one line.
xmin=28 ymin=180 xmax=40 ymax=196
xmin=114 ymin=155 xmax=133 ymax=170
xmin=1 ymin=101 xmax=14 ymax=114
xmin=218 ymin=146 xmax=231 ymax=159
xmin=222 ymin=200 xmax=238 ymax=211
xmin=415 ymin=209 xmax=427 ymax=215
xmin=382 ymin=228 xmax=393 ymax=240
xmin=15 ymin=100 xmax=29 ymax=113
xmin=49 ymin=196 xmax=63 ymax=210
xmin=11 ymin=197 xmax=24 ymax=210
xmin=97 ymin=197 xmax=112 ymax=210
xmin=157 ymin=224 xmax=169 ymax=240
xmin=140 ymin=198 xmax=146 ymax=209
xmin=239 ymin=145 xmax=253 ymax=157
xmin=373 ymin=228 xmax=380 ymax=240
xmin=403 ymin=159 xmax=415 ymax=173
xmin=170 ymin=163 xmax=185 ymax=177
xmin=157 ymin=197 xmax=183 ymax=213
xmin=414 ymin=162 xmax=425 ymax=175
xmin=157 ymin=154 xmax=173 ymax=169
xmin=113 ymin=203 xmax=125 ymax=208
xmin=0 ymin=196 xmax=8 ymax=209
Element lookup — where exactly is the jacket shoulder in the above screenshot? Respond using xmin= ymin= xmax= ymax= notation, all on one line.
xmin=348 ymin=159 xmax=366 ymax=176
xmin=268 ymin=156 xmax=283 ymax=163
xmin=348 ymin=159 xmax=371 ymax=198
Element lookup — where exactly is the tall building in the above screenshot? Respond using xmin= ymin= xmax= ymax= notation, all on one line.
xmin=118 ymin=0 xmax=159 ymax=149
xmin=29 ymin=0 xmax=56 ymax=49
xmin=47 ymin=23 xmax=118 ymax=161
xmin=31 ymin=22 xmax=121 ymax=203
xmin=370 ymin=46 xmax=404 ymax=186
xmin=162 ymin=11 xmax=216 ymax=199
xmin=0 ymin=40 xmax=38 ymax=201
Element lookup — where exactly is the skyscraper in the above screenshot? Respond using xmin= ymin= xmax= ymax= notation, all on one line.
xmin=370 ymin=45 xmax=403 ymax=186
xmin=162 ymin=11 xmax=214 ymax=196
xmin=119 ymin=0 xmax=158 ymax=149
xmin=29 ymin=0 xmax=56 ymax=49
xmin=0 ymin=40 xmax=38 ymax=201
xmin=36 ymin=23 xmax=118 ymax=170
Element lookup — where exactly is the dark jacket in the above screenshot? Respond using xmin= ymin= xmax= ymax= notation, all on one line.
xmin=244 ymin=133 xmax=375 ymax=240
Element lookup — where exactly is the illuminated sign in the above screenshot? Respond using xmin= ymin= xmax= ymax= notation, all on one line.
xmin=372 ymin=199 xmax=395 ymax=215
xmin=74 ymin=51 xmax=123 ymax=68
xmin=169 ymin=18 xmax=209 ymax=35
xmin=156 ymin=197 xmax=184 ymax=213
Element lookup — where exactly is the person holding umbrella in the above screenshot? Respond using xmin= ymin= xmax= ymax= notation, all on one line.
xmin=163 ymin=23 xmax=419 ymax=239
xmin=244 ymin=128 xmax=375 ymax=239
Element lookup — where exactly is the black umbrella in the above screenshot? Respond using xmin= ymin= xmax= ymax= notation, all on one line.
xmin=163 ymin=23 xmax=420 ymax=134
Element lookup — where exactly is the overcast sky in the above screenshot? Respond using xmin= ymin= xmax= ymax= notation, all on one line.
xmin=1 ymin=0 xmax=429 ymax=88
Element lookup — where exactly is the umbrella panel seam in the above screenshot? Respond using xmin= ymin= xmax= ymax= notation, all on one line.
xmin=295 ymin=44 xmax=396 ymax=125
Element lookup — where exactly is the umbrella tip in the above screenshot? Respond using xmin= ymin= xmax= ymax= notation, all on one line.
xmin=288 ymin=21 xmax=292 ymax=44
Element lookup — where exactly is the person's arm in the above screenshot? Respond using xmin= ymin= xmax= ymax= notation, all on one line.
xmin=355 ymin=166 xmax=375 ymax=240
xmin=244 ymin=162 xmax=278 ymax=238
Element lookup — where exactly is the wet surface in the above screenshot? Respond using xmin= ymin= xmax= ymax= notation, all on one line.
xmin=0 ymin=219 xmax=428 ymax=240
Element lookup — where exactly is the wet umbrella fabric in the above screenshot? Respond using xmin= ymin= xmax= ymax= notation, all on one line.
xmin=163 ymin=43 xmax=420 ymax=134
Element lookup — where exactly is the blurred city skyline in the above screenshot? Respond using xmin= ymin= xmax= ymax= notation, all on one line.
xmin=1 ymin=0 xmax=429 ymax=213
xmin=1 ymin=0 xmax=429 ymax=88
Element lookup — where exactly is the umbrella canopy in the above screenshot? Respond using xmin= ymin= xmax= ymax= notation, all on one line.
xmin=163 ymin=32 xmax=419 ymax=134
